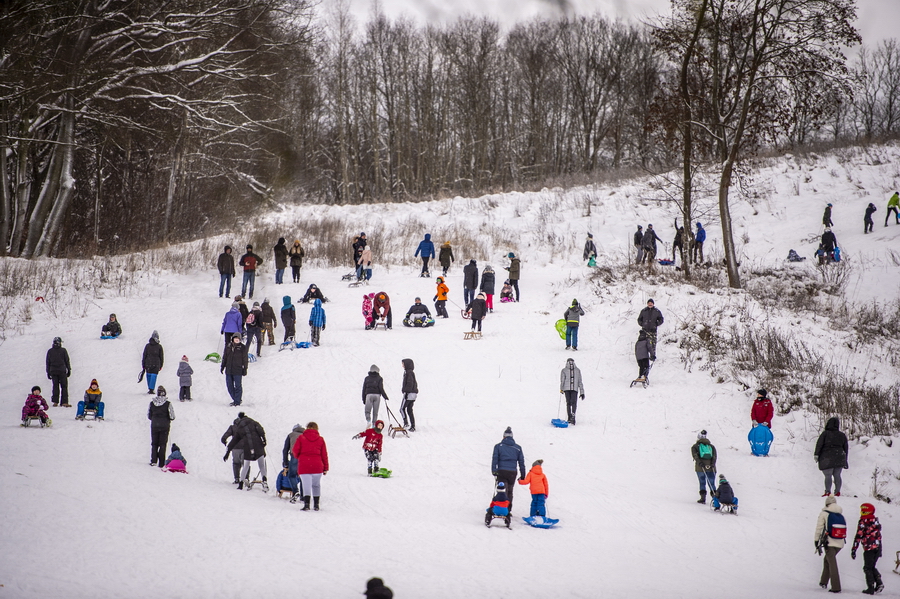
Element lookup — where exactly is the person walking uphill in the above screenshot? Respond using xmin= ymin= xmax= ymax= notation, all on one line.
xmin=505 ymin=253 xmax=521 ymax=302
xmin=46 ymin=336 xmax=71 ymax=407
xmin=480 ymin=265 xmax=495 ymax=313
xmin=563 ymin=299 xmax=585 ymax=350
xmin=886 ymin=192 xmax=900 ymax=227
xmin=438 ymin=241 xmax=455 ymax=276
xmin=415 ymin=233 xmax=435 ymax=277
xmin=220 ymin=333 xmax=248 ymax=406
xmin=492 ymin=427 xmax=526 ymax=513
xmin=260 ymin=298 xmax=278 ymax=346
xmin=148 ymin=387 xmax=175 ymax=468
xmin=823 ymin=203 xmax=834 ymax=228
xmin=633 ymin=225 xmax=644 ymax=264
xmin=864 ymin=203 xmax=877 ymax=234
xmin=273 ymin=237 xmax=288 ymax=285
xmin=281 ymin=296 xmax=296 ymax=342
xmin=221 ymin=302 xmax=243 ymax=343
xmin=291 ymin=422 xmax=329 ymax=511
xmin=815 ymin=495 xmax=846 ymax=593
xmin=463 ymin=260 xmax=479 ymax=305
xmin=637 ymin=299 xmax=664 ymax=360
xmin=282 ymin=423 xmax=305 ymax=498
xmin=751 ymin=388 xmax=773 ymax=428
xmin=583 ymin=233 xmax=597 ymax=265
xmin=434 ymin=276 xmax=450 ymax=319
xmin=239 ymin=244 xmax=263 ymax=299
xmin=226 ymin=411 xmax=268 ymax=491
xmin=400 ymin=358 xmax=418 ymax=432
xmin=691 ymin=430 xmax=717 ymax=504
xmin=852 ymin=503 xmax=884 ymax=595
xmin=559 ymin=358 xmax=585 ymax=425
xmin=217 ymin=245 xmax=235 ymax=298
xmin=141 ymin=331 xmax=164 ymax=395
xmin=815 ymin=416 xmax=849 ymax=496
xmin=362 ymin=365 xmax=389 ymax=427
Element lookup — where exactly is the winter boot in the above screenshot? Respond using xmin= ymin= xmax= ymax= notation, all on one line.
xmin=302 ymin=496 xmax=311 ymax=511
xmin=290 ymin=492 xmax=300 ymax=504
xmin=243 ymin=478 xmax=251 ymax=491
xmin=232 ymin=463 xmax=241 ymax=483
xmin=261 ymin=477 xmax=269 ymax=493
xmin=313 ymin=496 xmax=320 ymax=511
xmin=237 ymin=480 xmax=244 ymax=490
xmin=367 ymin=465 xmax=373 ymax=476
xmin=697 ymin=490 xmax=707 ymax=504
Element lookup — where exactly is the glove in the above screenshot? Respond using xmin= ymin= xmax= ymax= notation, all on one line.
xmin=220 ymin=368 xmax=225 ymax=374
xmin=580 ymin=394 xmax=585 ymax=400
xmin=223 ymin=452 xmax=229 ymax=462
xmin=242 ymin=369 xmax=247 ymax=376
xmin=492 ymin=472 xmax=498 ymax=477
xmin=433 ymin=296 xmax=437 ymax=301
xmin=323 ymin=471 xmax=328 ymax=475
xmin=66 ymin=371 xmax=71 ymax=377
xmin=47 ymin=374 xmax=51 ymax=380
xmin=851 ymin=550 xmax=857 ymax=560
xmin=352 ymin=434 xmax=360 ymax=440
xmin=308 ymin=322 xmax=312 ymax=326
xmin=752 ymin=420 xmax=757 ymax=426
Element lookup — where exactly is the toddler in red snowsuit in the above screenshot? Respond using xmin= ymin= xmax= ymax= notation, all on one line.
xmin=22 ymin=386 xmax=50 ymax=425
xmin=352 ymin=420 xmax=384 ymax=475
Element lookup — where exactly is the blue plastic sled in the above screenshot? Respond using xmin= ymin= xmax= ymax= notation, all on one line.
xmin=523 ymin=516 xmax=559 ymax=528
xmin=748 ymin=425 xmax=773 ymax=456
xmin=551 ymin=418 xmax=569 ymax=428
xmin=100 ymin=335 xmax=121 ymax=340
xmin=833 ymin=247 xmax=841 ymax=262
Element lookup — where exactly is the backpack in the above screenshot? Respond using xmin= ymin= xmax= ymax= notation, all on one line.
xmin=246 ymin=312 xmax=256 ymax=326
xmin=698 ymin=442 xmax=713 ymax=460
xmin=826 ymin=512 xmax=847 ymax=539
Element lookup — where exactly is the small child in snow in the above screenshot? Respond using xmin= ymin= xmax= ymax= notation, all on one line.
xmin=485 ymin=480 xmax=511 ymax=526
xmin=164 ymin=443 xmax=187 ymax=472
xmin=22 ymin=386 xmax=50 ymax=426
xmin=77 ymin=378 xmax=105 ymax=420
xmin=712 ymin=474 xmax=739 ymax=512
xmin=851 ymin=503 xmax=884 ymax=595
xmin=276 ymin=467 xmax=294 ymax=497
xmin=101 ymin=313 xmax=122 ymax=337
xmin=500 ymin=280 xmax=514 ymax=302
xmin=362 ymin=293 xmax=375 ymax=330
xmin=519 ymin=459 xmax=549 ymax=518
xmin=308 ymin=298 xmax=326 ymax=346
xmin=177 ymin=355 xmax=193 ymax=402
xmin=352 ymin=420 xmax=385 ymax=475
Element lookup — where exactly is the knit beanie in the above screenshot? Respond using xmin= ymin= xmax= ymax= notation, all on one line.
xmin=181 ymin=355 xmax=189 ymax=362
xmin=232 ymin=302 xmax=240 ymax=309
xmin=503 ymin=426 xmax=513 ymax=438
xmin=533 ymin=459 xmax=543 ymax=467
xmin=825 ymin=496 xmax=837 ymax=506
xmin=171 ymin=444 xmax=180 ymax=452
xmin=370 ymin=364 xmax=380 ymax=374
xmin=697 ymin=430 xmax=708 ymax=440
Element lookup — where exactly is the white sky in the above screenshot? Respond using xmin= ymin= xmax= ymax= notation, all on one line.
xmin=342 ymin=0 xmax=898 ymax=47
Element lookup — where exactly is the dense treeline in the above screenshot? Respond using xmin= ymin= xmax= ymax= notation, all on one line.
xmin=1 ymin=1 xmax=899 ymax=256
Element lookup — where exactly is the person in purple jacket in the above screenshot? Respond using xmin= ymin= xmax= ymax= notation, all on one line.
xmin=221 ymin=302 xmax=243 ymax=342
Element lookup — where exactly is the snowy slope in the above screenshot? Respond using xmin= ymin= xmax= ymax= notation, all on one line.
xmin=1 ymin=143 xmax=900 ymax=598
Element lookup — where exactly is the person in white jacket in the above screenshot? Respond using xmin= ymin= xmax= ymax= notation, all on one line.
xmin=815 ymin=495 xmax=846 ymax=593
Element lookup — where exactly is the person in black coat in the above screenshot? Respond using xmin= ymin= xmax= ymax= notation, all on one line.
xmin=217 ymin=245 xmax=235 ymax=298
xmin=403 ymin=298 xmax=433 ymax=327
xmin=637 ymin=299 xmax=664 ymax=360
xmin=640 ymin=225 xmax=663 ymax=264
xmin=864 ymin=203 xmax=877 ymax=234
xmin=480 ymin=265 xmax=496 ymax=313
xmin=815 ymin=416 xmax=849 ymax=496
xmin=45 ymin=336 xmax=71 ymax=407
xmin=226 ymin=411 xmax=268 ymax=490
xmin=101 ymin=313 xmax=122 ymax=338
xmin=633 ymin=225 xmax=644 ymax=264
xmin=220 ymin=333 xmax=248 ymax=406
xmin=466 ymin=293 xmax=488 ymax=332
xmin=821 ymin=228 xmax=838 ymax=259
xmin=141 ymin=330 xmax=164 ymax=395
xmin=673 ymin=219 xmax=685 ymax=264
xmin=462 ymin=260 xmax=479 ymax=305
xmin=823 ymin=203 xmax=834 ymax=228
xmin=299 ymin=284 xmax=326 ymax=303
xmin=583 ymin=233 xmax=597 ymax=263
xmin=400 ymin=358 xmax=418 ymax=431
xmin=148 ymin=386 xmax=175 ymax=468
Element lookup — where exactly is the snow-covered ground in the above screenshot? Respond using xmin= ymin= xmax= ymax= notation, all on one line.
xmin=1 ymin=144 xmax=899 ymax=598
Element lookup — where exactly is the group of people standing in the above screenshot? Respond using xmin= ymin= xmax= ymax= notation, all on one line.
xmin=627 ymin=220 xmax=706 ymax=269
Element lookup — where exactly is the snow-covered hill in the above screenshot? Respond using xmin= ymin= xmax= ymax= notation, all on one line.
xmin=2 ymin=143 xmax=900 ymax=598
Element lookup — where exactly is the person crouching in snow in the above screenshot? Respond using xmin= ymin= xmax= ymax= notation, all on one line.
xmin=22 ymin=386 xmax=50 ymax=426
xmin=712 ymin=474 xmax=738 ymax=512
xmin=485 ymin=481 xmax=511 ymax=527
xmin=852 ymin=503 xmax=884 ymax=595
xmin=352 ymin=420 xmax=385 ymax=475
xmin=519 ymin=459 xmax=549 ymax=519
xmin=308 ymin=298 xmax=326 ymax=346
xmin=164 ymin=443 xmax=187 ymax=472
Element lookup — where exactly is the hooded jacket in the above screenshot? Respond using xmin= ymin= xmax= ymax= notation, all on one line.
xmin=281 ymin=296 xmax=296 ymax=328
xmin=480 ymin=267 xmax=495 ymax=295
xmin=751 ymin=397 xmax=774 ymax=428
xmin=289 ymin=242 xmax=305 ymax=267
xmin=22 ymin=393 xmax=49 ymax=419
xmin=358 ymin=246 xmax=373 ymax=267
xmin=227 ymin=415 xmax=267 ymax=460
xmin=217 ymin=246 xmax=235 ymax=275
xmin=46 ymin=341 xmax=71 ymax=376
xmin=362 ymin=293 xmax=375 ymax=324
xmin=815 ymin=417 xmax=849 ymax=470
xmin=695 ymin=223 xmax=707 ymax=243
xmin=221 ymin=307 xmax=243 ymax=334
xmin=519 ymin=464 xmax=548 ymax=496
xmin=815 ymin=499 xmax=846 ymax=549
xmin=633 ymin=228 xmax=644 ymax=246
xmin=102 ymin=318 xmax=122 ymax=336
xmin=273 ymin=238 xmax=289 ymax=269
xmin=309 ymin=298 xmax=326 ymax=328
xmin=507 ymin=256 xmax=521 ymax=280
xmin=356 ymin=423 xmax=385 ymax=452
xmin=362 ymin=371 xmax=388 ymax=402
xmin=492 ymin=437 xmax=526 ymax=477
xmin=635 ymin=332 xmax=652 ymax=361
xmin=435 ymin=280 xmax=449 ymax=301
xmin=177 ymin=360 xmax=194 ymax=387
xmin=691 ymin=438 xmax=717 ymax=472
xmin=292 ymin=428 xmax=329 ymax=474
xmin=282 ymin=424 xmax=306 ymax=467
xmin=439 ymin=243 xmax=454 ymax=268
xmin=142 ymin=333 xmax=164 ymax=373
xmin=463 ymin=260 xmax=479 ymax=289
xmin=415 ymin=234 xmax=435 ymax=259
xmin=564 ymin=301 xmax=584 ymax=325
xmin=852 ymin=510 xmax=882 ymax=553
xmin=148 ymin=395 xmax=174 ymax=430
xmin=401 ymin=359 xmax=418 ymax=394
xmin=559 ymin=358 xmax=584 ymax=394
xmin=583 ymin=237 xmax=597 ymax=260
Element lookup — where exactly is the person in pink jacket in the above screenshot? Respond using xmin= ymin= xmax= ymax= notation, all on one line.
xmin=519 ymin=459 xmax=549 ymax=517
xmin=291 ymin=422 xmax=329 ymax=511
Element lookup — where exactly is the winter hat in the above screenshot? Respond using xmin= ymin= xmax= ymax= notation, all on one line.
xmin=374 ymin=420 xmax=385 ymax=430
xmin=171 ymin=443 xmax=180 ymax=452
xmin=827 ymin=203 xmax=833 ymax=207
xmin=825 ymin=496 xmax=837 ymax=506
xmin=507 ymin=252 xmax=515 ymax=258
xmin=90 ymin=379 xmax=99 ymax=387
xmin=587 ymin=232 xmax=593 ymax=238
xmin=436 ymin=276 xmax=444 ymax=283
xmin=232 ymin=333 xmax=242 ymax=341
xmin=238 ymin=412 xmax=246 ymax=419
xmin=648 ymin=224 xmax=654 ymax=229
xmin=364 ymin=245 xmax=370 ymax=251
xmin=697 ymin=429 xmax=708 ymax=440
xmin=571 ymin=299 xmax=578 ymax=306
xmin=234 ymin=295 xmax=243 ymax=301
xmin=503 ymin=426 xmax=513 ymax=438
xmin=181 ymin=355 xmax=189 ymax=362
xmin=485 ymin=265 xmax=493 ymax=271
xmin=718 ymin=474 xmax=728 ymax=484
xmin=231 ymin=302 xmax=240 ymax=309
xmin=31 ymin=386 xmax=41 ymax=393
xmin=246 ymin=244 xmax=253 ymax=249
xmin=370 ymin=364 xmax=380 ymax=374
xmin=294 ymin=239 xmax=301 ymax=245
xmin=496 ymin=481 xmax=506 ymax=490
xmin=415 ymin=297 xmax=421 ymax=302
xmin=157 ymin=386 xmax=167 ymax=397
xmin=53 ymin=336 xmax=62 ymax=346
xmin=252 ymin=301 xmax=260 ymax=308
xmin=151 ymin=330 xmax=159 ymax=342
xmin=532 ymin=459 xmax=543 ymax=467
xmin=360 ymin=232 xmax=366 ymax=236
xmin=757 ymin=388 xmax=767 ymax=398
xmin=263 ymin=298 xmax=269 ymax=304
xmin=647 ymin=299 xmax=655 ymax=305
xmin=109 ymin=313 xmax=117 ymax=319
xmin=278 ymin=237 xmax=285 ymax=245
xmin=860 ymin=503 xmax=875 ymax=516
xmin=637 ymin=225 xmax=643 ymax=230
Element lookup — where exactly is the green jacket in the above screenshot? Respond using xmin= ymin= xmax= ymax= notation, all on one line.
xmin=888 ymin=193 xmax=899 ymax=208
xmin=691 ymin=439 xmax=717 ymax=473
xmin=507 ymin=257 xmax=521 ymax=280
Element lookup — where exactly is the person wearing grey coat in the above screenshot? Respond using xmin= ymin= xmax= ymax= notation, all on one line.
xmin=634 ymin=330 xmax=652 ymax=381
xmin=282 ymin=423 xmax=306 ymax=497
xmin=559 ymin=358 xmax=585 ymax=425
xmin=176 ymin=356 xmax=194 ymax=402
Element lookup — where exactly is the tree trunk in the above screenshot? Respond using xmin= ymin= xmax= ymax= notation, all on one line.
xmin=34 ymin=109 xmax=77 ymax=257
xmin=718 ymin=156 xmax=741 ymax=288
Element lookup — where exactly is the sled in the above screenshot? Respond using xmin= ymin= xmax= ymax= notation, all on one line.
xmin=551 ymin=418 xmax=569 ymax=428
xmin=296 ymin=341 xmax=311 ymax=348
xmin=630 ymin=377 xmax=649 ymax=389
xmin=833 ymin=246 xmax=842 ymax=262
xmin=523 ymin=516 xmax=559 ymax=528
xmin=893 ymin=551 xmax=900 ymax=575
xmin=204 ymin=352 xmax=221 ymax=364
xmin=587 ymin=256 xmax=597 ymax=267
xmin=245 ymin=470 xmax=268 ymax=492
xmin=162 ymin=460 xmax=188 ymax=474
xmin=403 ymin=317 xmax=435 ymax=328
xmin=748 ymin=424 xmax=774 ymax=456
xmin=20 ymin=416 xmax=51 ymax=428
xmin=372 ymin=467 xmax=392 ymax=478
xmin=76 ymin=407 xmax=99 ymax=421
xmin=248 ymin=353 xmax=257 ymax=362
xmin=463 ymin=331 xmax=482 ymax=340
xmin=555 ymin=319 xmax=567 ymax=340
xmin=710 ymin=499 xmax=738 ymax=515
xmin=384 ymin=403 xmax=409 ymax=439
xmin=279 ymin=338 xmax=295 ymax=352
xmin=486 ymin=510 xmax=512 ymax=529
xmin=372 ymin=321 xmax=388 ymax=331
xmin=341 ymin=273 xmax=356 ymax=281
xmin=137 ymin=369 xmax=145 ymax=382
xmin=100 ymin=335 xmax=121 ymax=340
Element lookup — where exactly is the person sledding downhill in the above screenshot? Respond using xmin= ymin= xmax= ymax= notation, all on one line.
xmin=21 ymin=386 xmax=51 ymax=427
xmin=711 ymin=474 xmax=739 ymax=514
xmin=352 ymin=420 xmax=385 ymax=476
xmin=485 ymin=481 xmax=512 ymax=529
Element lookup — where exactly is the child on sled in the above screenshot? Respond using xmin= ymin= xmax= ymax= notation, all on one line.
xmin=485 ymin=480 xmax=511 ymax=527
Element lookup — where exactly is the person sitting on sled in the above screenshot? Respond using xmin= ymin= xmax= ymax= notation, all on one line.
xmin=404 ymin=297 xmax=433 ymax=327
xmin=164 ymin=443 xmax=187 ymax=472
xmin=275 ymin=466 xmax=295 ymax=496
xmin=22 ymin=386 xmax=50 ymax=426
xmin=519 ymin=459 xmax=550 ymax=519
xmin=101 ymin=313 xmax=122 ymax=338
xmin=77 ymin=378 xmax=105 ymax=420
xmin=352 ymin=420 xmax=385 ymax=476
xmin=712 ymin=474 xmax=738 ymax=512
xmin=485 ymin=481 xmax=511 ymax=526
xmin=499 ymin=280 xmax=514 ymax=302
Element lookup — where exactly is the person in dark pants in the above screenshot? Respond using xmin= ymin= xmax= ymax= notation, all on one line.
xmin=815 ymin=416 xmax=849 ymax=496
xmin=462 ymin=259 xmax=478 ymax=305
xmin=217 ymin=245 xmax=235 ymax=297
xmin=815 ymin=495 xmax=845 ymax=593
xmin=400 ymin=358 xmax=418 ymax=432
xmin=821 ymin=228 xmax=838 ymax=261
xmin=45 ymin=336 xmax=71 ymax=407
xmin=633 ymin=225 xmax=644 ymax=264
xmin=491 ymin=426 xmax=526 ymax=513
xmin=281 ymin=296 xmax=296 ymax=342
xmin=864 ymin=203 xmax=877 ymax=234
xmin=505 ymin=253 xmax=521 ymax=301
xmin=414 ymin=233 xmax=435 ymax=277
xmin=238 ymin=244 xmax=263 ymax=299
xmin=466 ymin=293 xmax=487 ymax=332
xmin=220 ymin=333 xmax=248 ymax=406
xmin=637 ymin=299 xmax=664 ymax=360
xmin=673 ymin=219 xmax=685 ymax=264
xmin=282 ymin=423 xmax=305 ymax=498
xmin=640 ymin=224 xmax=662 ymax=264
xmin=559 ymin=358 xmax=584 ymax=425
xmin=141 ymin=330 xmax=164 ymax=395
xmin=373 ymin=292 xmax=392 ymax=329
xmin=634 ymin=330 xmax=652 ymax=382
xmin=148 ymin=386 xmax=174 ymax=468
xmin=886 ymin=192 xmax=900 ymax=226
xmin=221 ymin=416 xmax=244 ymax=484
xmin=438 ymin=241 xmax=455 ymax=276
xmin=823 ymin=203 xmax=834 ymax=228
xmin=480 ymin=265 xmax=496 ymax=313
xmin=273 ymin=237 xmax=288 ymax=285
xmin=851 ymin=502 xmax=884 ymax=595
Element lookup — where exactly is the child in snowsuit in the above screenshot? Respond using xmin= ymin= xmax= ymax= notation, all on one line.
xmin=433 ymin=277 xmax=449 ymax=318
xmin=309 ymin=298 xmax=326 ymax=346
xmin=276 ymin=467 xmax=294 ymax=496
xmin=77 ymin=379 xmax=105 ymax=420
xmin=352 ymin=420 xmax=385 ymax=475
xmin=101 ymin=313 xmax=122 ymax=337
xmin=280 ymin=296 xmax=296 ymax=342
xmin=711 ymin=474 xmax=738 ymax=512
xmin=500 ymin=280 xmax=514 ymax=302
xmin=634 ymin=330 xmax=652 ymax=382
xmin=362 ymin=293 xmax=375 ymax=330
xmin=466 ymin=292 xmax=487 ymax=332
xmin=177 ymin=356 xmax=193 ymax=402
xmin=851 ymin=503 xmax=884 ymax=595
xmin=519 ymin=459 xmax=549 ymax=518
xmin=485 ymin=481 xmax=511 ymax=526
xmin=22 ymin=386 xmax=50 ymax=426
xmin=164 ymin=443 xmax=187 ymax=472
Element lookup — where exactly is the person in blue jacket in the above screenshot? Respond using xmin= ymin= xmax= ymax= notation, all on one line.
xmin=693 ymin=222 xmax=707 ymax=264
xmin=309 ymin=298 xmax=326 ymax=346
xmin=414 ymin=233 xmax=436 ymax=277
xmin=221 ymin=302 xmax=243 ymax=342
xmin=491 ymin=426 xmax=526 ymax=513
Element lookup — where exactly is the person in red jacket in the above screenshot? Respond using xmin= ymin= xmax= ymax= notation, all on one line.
xmin=291 ymin=422 xmax=329 ymax=511
xmin=751 ymin=388 xmax=773 ymax=428
xmin=851 ymin=503 xmax=884 ymax=595
xmin=352 ymin=420 xmax=385 ymax=476
xmin=373 ymin=291 xmax=392 ymax=329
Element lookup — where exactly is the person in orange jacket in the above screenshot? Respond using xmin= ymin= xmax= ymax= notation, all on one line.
xmin=519 ymin=459 xmax=549 ymax=517
xmin=434 ymin=277 xmax=450 ymax=318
